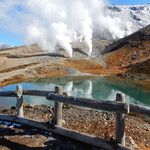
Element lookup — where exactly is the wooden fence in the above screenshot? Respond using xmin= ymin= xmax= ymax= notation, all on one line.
xmin=0 ymin=85 xmax=150 ymax=150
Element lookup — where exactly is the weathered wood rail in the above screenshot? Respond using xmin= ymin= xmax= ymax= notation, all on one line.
xmin=0 ymin=85 xmax=150 ymax=150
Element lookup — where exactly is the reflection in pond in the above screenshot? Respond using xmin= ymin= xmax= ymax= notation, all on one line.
xmin=0 ymin=76 xmax=150 ymax=109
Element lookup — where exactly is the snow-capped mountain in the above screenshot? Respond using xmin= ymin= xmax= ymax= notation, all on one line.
xmin=94 ymin=3 xmax=150 ymax=40
xmin=107 ymin=4 xmax=149 ymax=27
xmin=0 ymin=43 xmax=12 ymax=49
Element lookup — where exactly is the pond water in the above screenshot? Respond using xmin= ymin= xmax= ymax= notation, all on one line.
xmin=0 ymin=76 xmax=150 ymax=109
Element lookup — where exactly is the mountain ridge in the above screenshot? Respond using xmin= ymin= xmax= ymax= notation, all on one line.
xmin=104 ymin=24 xmax=150 ymax=78
xmin=0 ymin=43 xmax=12 ymax=49
xmin=94 ymin=3 xmax=150 ymax=40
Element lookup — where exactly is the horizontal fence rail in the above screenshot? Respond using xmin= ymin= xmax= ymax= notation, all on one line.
xmin=0 ymin=115 xmax=132 ymax=150
xmin=47 ymin=94 xmax=150 ymax=117
xmin=46 ymin=94 xmax=130 ymax=114
xmin=129 ymin=104 xmax=150 ymax=117
xmin=0 ymin=91 xmax=17 ymax=97
xmin=0 ymin=85 xmax=150 ymax=150
xmin=23 ymin=90 xmax=54 ymax=97
xmin=0 ymin=90 xmax=68 ymax=97
xmin=0 ymin=90 xmax=149 ymax=116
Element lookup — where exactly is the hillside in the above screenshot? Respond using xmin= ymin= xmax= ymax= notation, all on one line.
xmin=104 ymin=25 xmax=150 ymax=78
xmin=0 ymin=25 xmax=150 ymax=87
xmin=0 ymin=40 xmax=111 ymax=87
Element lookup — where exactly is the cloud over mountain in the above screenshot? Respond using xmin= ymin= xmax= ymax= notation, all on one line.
xmin=0 ymin=0 xmax=149 ymax=56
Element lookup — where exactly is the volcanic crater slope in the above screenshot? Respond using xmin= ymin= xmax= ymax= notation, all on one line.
xmin=103 ymin=24 xmax=150 ymax=78
xmin=0 ymin=25 xmax=150 ymax=87
xmin=0 ymin=39 xmax=114 ymax=87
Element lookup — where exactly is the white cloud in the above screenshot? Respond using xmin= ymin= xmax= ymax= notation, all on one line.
xmin=0 ymin=0 xmax=149 ymax=56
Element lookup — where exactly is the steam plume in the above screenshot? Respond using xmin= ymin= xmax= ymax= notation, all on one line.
xmin=0 ymin=0 xmax=142 ymax=57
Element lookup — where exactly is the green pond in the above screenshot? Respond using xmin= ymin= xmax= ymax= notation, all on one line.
xmin=0 ymin=76 xmax=150 ymax=109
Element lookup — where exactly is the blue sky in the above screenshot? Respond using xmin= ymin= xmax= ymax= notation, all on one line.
xmin=0 ymin=28 xmax=23 ymax=46
xmin=0 ymin=0 xmax=150 ymax=46
xmin=108 ymin=0 xmax=150 ymax=5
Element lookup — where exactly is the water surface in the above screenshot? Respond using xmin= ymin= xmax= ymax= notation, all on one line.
xmin=0 ymin=76 xmax=150 ymax=109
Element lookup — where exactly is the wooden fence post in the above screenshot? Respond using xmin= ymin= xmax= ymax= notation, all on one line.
xmin=115 ymin=93 xmax=126 ymax=146
xmin=16 ymin=85 xmax=24 ymax=117
xmin=54 ymin=86 xmax=63 ymax=126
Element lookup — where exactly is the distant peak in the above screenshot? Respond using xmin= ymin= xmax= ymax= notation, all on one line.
xmin=0 ymin=43 xmax=12 ymax=49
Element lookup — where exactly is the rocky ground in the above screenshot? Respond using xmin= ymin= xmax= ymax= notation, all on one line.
xmin=0 ymin=105 xmax=150 ymax=150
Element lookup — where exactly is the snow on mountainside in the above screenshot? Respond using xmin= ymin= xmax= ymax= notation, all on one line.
xmin=107 ymin=4 xmax=150 ymax=26
xmin=0 ymin=4 xmax=149 ymax=48
xmin=0 ymin=43 xmax=12 ymax=49
xmin=98 ymin=3 xmax=150 ymax=39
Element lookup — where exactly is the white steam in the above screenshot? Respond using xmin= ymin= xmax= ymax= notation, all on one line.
xmin=0 ymin=0 xmax=148 ymax=57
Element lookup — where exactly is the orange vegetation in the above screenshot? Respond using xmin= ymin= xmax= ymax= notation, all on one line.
xmin=64 ymin=58 xmax=105 ymax=74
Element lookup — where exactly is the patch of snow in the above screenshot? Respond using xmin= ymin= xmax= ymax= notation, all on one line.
xmin=9 ymin=123 xmax=22 ymax=128
xmin=105 ymin=4 xmax=150 ymax=37
xmin=32 ymin=129 xmax=38 ymax=131
xmin=1 ymin=121 xmax=22 ymax=127
xmin=3 ymin=121 xmax=11 ymax=126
